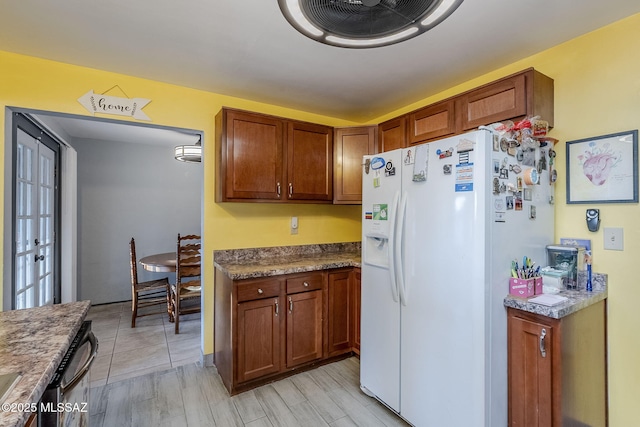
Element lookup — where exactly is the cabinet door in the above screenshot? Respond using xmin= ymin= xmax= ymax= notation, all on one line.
xmin=508 ymin=314 xmax=553 ymax=427
xmin=237 ymin=297 xmax=282 ymax=383
xmin=378 ymin=116 xmax=406 ymax=153
xmin=459 ymin=73 xmax=527 ymax=130
xmin=287 ymin=121 xmax=333 ymax=201
xmin=352 ymin=269 xmax=361 ymax=354
xmin=222 ymin=110 xmax=284 ymax=200
xmin=286 ymin=290 xmax=323 ymax=368
xmin=334 ymin=126 xmax=376 ymax=204
xmin=407 ymin=100 xmax=456 ymax=144
xmin=327 ymin=271 xmax=352 ymax=357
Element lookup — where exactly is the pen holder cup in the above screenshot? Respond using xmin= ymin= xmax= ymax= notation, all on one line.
xmin=509 ymin=277 xmax=535 ymax=297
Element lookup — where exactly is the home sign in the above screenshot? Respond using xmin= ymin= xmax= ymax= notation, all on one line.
xmin=77 ymin=90 xmax=151 ymax=121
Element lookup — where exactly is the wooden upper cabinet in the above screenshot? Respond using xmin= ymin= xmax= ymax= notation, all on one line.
xmin=408 ymin=99 xmax=456 ymax=144
xmin=378 ymin=116 xmax=407 ymax=153
xmin=216 ymin=108 xmax=333 ymax=203
xmin=216 ymin=108 xmax=284 ymax=201
xmin=459 ymin=73 xmax=527 ymax=130
xmin=460 ymin=68 xmax=554 ymax=130
xmin=334 ymin=126 xmax=376 ymax=204
xmin=287 ymin=121 xmax=333 ymax=202
xmin=378 ymin=68 xmax=553 ymax=152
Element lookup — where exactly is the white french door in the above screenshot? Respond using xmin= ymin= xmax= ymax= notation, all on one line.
xmin=14 ymin=118 xmax=59 ymax=309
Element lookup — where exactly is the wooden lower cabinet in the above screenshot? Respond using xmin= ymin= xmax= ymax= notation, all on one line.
xmin=327 ymin=269 xmax=361 ymax=357
xmin=286 ymin=290 xmax=323 ymax=367
xmin=237 ymin=296 xmax=282 ymax=383
xmin=352 ymin=268 xmax=361 ymax=354
xmin=507 ymin=301 xmax=607 ymax=427
xmin=327 ymin=270 xmax=352 ymax=357
xmin=215 ymin=268 xmax=362 ymax=395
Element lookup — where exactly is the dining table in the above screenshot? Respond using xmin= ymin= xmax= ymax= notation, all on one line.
xmin=139 ymin=252 xmax=177 ymax=272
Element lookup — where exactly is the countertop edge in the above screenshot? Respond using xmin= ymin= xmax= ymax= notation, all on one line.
xmin=213 ymin=260 xmax=361 ymax=280
xmin=0 ymin=301 xmax=91 ymax=427
xmin=503 ymin=289 xmax=607 ymax=319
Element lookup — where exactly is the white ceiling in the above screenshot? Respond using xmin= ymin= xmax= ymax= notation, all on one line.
xmin=30 ymin=114 xmax=200 ymax=147
xmin=2 ymin=1 xmax=640 ymax=123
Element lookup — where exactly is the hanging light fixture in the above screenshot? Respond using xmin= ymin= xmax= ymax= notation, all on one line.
xmin=174 ymin=135 xmax=202 ymax=163
xmin=278 ymin=0 xmax=463 ymax=48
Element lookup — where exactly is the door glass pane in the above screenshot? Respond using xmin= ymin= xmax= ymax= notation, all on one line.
xmin=14 ymin=122 xmax=58 ymax=309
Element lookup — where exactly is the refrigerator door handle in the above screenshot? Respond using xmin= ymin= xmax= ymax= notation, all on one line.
xmin=396 ymin=191 xmax=408 ymax=306
xmin=388 ymin=191 xmax=400 ymax=302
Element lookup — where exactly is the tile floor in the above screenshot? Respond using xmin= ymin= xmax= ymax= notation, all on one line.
xmin=87 ymin=301 xmax=201 ymax=388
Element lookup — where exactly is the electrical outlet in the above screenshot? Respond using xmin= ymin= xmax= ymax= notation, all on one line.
xmin=603 ymin=227 xmax=623 ymax=251
xmin=290 ymin=216 xmax=298 ymax=235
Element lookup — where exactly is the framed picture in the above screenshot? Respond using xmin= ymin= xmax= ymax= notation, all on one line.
xmin=566 ymin=130 xmax=638 ymax=204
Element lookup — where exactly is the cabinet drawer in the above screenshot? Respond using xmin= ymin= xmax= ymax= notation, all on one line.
xmin=237 ymin=280 xmax=281 ymax=302
xmin=286 ymin=273 xmax=324 ymax=294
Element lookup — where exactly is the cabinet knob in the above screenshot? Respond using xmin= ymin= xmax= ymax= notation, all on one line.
xmin=257 ymin=288 xmax=264 ymax=294
xmin=303 ymin=282 xmax=309 ymax=287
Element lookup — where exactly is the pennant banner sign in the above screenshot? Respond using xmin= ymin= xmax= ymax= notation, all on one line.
xmin=78 ymin=90 xmax=151 ymax=121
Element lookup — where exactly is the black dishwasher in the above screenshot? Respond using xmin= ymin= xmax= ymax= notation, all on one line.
xmin=38 ymin=320 xmax=98 ymax=427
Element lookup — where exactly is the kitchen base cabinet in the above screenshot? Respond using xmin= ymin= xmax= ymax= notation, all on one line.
xmin=237 ymin=296 xmax=282 ymax=383
xmin=286 ymin=290 xmax=323 ymax=367
xmin=327 ymin=270 xmax=353 ymax=357
xmin=507 ymin=301 xmax=607 ymax=427
xmin=215 ymin=267 xmax=362 ymax=395
xmin=352 ymin=268 xmax=361 ymax=354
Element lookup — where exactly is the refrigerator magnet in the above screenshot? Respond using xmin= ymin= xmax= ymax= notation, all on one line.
xmin=404 ymin=150 xmax=414 ymax=165
xmin=370 ymin=157 xmax=385 ymax=170
xmin=457 ymin=138 xmax=474 ymax=152
xmin=384 ymin=161 xmax=396 ymax=176
xmin=506 ymin=196 xmax=514 ymax=210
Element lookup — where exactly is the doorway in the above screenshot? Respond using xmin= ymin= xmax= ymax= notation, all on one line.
xmin=4 ymin=108 xmax=203 ymax=307
xmin=11 ymin=113 xmax=61 ymax=309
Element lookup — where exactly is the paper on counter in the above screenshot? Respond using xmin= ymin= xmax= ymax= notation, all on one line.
xmin=528 ymin=294 xmax=569 ymax=307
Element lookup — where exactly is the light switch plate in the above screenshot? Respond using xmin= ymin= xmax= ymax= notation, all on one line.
xmin=603 ymin=227 xmax=623 ymax=251
xmin=290 ymin=216 xmax=298 ymax=235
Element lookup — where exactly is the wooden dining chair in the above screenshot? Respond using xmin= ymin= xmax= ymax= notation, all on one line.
xmin=129 ymin=238 xmax=170 ymax=328
xmin=169 ymin=234 xmax=201 ymax=334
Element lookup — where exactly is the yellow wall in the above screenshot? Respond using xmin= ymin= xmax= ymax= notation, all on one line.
xmin=0 ymin=51 xmax=361 ymax=374
xmin=372 ymin=14 xmax=640 ymax=425
xmin=2 ymin=12 xmax=639 ymax=424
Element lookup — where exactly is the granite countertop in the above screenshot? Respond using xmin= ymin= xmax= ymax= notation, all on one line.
xmin=504 ymin=272 xmax=607 ymax=319
xmin=0 ymin=301 xmax=91 ymax=427
xmin=214 ymin=242 xmax=361 ymax=280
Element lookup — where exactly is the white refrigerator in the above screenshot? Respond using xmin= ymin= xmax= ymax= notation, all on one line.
xmin=360 ymin=129 xmax=554 ymax=426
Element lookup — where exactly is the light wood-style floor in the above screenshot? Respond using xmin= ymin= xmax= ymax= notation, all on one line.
xmin=87 ymin=303 xmax=409 ymax=427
